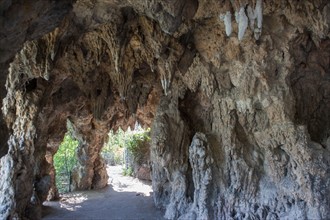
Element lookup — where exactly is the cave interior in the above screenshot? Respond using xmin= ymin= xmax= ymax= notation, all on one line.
xmin=0 ymin=0 xmax=329 ymax=219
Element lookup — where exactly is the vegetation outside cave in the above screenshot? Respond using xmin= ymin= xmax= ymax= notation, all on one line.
xmin=53 ymin=124 xmax=151 ymax=196
xmin=53 ymin=132 xmax=79 ymax=194
xmin=102 ymin=125 xmax=151 ymax=180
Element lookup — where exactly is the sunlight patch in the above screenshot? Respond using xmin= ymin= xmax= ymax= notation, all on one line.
xmin=59 ymin=193 xmax=88 ymax=211
xmin=108 ymin=165 xmax=152 ymax=197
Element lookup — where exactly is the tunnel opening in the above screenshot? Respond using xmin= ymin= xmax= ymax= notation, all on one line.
xmin=53 ymin=132 xmax=79 ymax=194
xmin=102 ymin=123 xmax=153 ymax=189
xmin=42 ymin=123 xmax=159 ymax=219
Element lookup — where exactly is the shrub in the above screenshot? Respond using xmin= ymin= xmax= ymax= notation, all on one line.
xmin=101 ymin=129 xmax=125 ymax=165
xmin=122 ymin=167 xmax=134 ymax=176
xmin=126 ymin=129 xmax=150 ymax=165
xmin=102 ymin=127 xmax=151 ymax=175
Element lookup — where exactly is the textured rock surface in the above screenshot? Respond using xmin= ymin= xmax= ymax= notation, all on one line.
xmin=0 ymin=0 xmax=330 ymax=219
xmin=187 ymin=133 xmax=214 ymax=219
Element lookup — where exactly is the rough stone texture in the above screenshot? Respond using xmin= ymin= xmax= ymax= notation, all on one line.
xmin=0 ymin=39 xmax=54 ymax=219
xmin=0 ymin=0 xmax=74 ymax=161
xmin=0 ymin=0 xmax=330 ymax=219
xmin=187 ymin=133 xmax=214 ymax=220
xmin=151 ymin=96 xmax=192 ymax=219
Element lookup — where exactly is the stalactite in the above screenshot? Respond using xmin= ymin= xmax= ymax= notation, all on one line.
xmin=254 ymin=0 xmax=263 ymax=40
xmin=246 ymin=0 xmax=263 ymax=40
xmin=220 ymin=11 xmax=232 ymax=37
xmin=247 ymin=6 xmax=257 ymax=30
xmin=236 ymin=7 xmax=248 ymax=41
xmin=158 ymin=59 xmax=172 ymax=96
xmin=161 ymin=75 xmax=169 ymax=96
xmin=221 ymin=0 xmax=263 ymax=41
xmin=97 ymin=24 xmax=134 ymax=101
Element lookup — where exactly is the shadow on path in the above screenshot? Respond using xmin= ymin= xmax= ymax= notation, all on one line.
xmin=42 ymin=166 xmax=164 ymax=220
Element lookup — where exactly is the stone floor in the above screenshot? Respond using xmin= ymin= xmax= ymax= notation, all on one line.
xmin=42 ymin=166 xmax=165 ymax=220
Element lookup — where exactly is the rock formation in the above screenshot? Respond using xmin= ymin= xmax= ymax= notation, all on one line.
xmin=0 ymin=0 xmax=329 ymax=219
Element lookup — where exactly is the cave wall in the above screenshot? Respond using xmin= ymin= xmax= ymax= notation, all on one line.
xmin=0 ymin=0 xmax=329 ymax=219
xmin=0 ymin=37 xmax=59 ymax=219
xmin=148 ymin=1 xmax=330 ymax=218
xmin=0 ymin=0 xmax=74 ymax=160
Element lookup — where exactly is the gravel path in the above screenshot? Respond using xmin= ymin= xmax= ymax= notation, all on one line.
xmin=42 ymin=166 xmax=165 ymax=220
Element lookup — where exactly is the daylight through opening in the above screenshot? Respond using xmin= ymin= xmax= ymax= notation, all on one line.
xmin=101 ymin=124 xmax=154 ymax=199
xmin=53 ymin=132 xmax=79 ymax=194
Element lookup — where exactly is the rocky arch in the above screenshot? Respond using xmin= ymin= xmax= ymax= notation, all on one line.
xmin=0 ymin=1 xmax=330 ymax=219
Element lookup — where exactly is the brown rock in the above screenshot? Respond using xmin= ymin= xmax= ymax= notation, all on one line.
xmin=136 ymin=166 xmax=152 ymax=181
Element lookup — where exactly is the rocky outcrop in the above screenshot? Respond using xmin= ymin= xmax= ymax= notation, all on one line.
xmin=150 ymin=1 xmax=330 ymax=219
xmin=151 ymin=97 xmax=192 ymax=219
xmin=187 ymin=133 xmax=214 ymax=219
xmin=0 ymin=0 xmax=329 ymax=219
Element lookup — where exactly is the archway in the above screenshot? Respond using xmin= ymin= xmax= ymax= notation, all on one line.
xmin=102 ymin=125 xmax=151 ymax=180
xmin=42 ymin=125 xmax=161 ymax=219
xmin=53 ymin=131 xmax=79 ymax=194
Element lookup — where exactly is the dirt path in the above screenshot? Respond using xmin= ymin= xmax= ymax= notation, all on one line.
xmin=42 ymin=166 xmax=165 ymax=220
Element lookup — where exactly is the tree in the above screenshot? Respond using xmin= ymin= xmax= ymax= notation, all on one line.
xmin=53 ymin=133 xmax=78 ymax=193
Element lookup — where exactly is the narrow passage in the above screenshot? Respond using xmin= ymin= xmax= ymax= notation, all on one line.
xmin=42 ymin=166 xmax=164 ymax=220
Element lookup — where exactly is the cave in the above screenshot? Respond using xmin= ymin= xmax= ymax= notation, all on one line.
xmin=0 ymin=0 xmax=329 ymax=219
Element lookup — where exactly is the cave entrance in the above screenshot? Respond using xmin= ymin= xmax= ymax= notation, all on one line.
xmin=102 ymin=123 xmax=153 ymax=195
xmin=42 ymin=124 xmax=160 ymax=219
xmin=53 ymin=132 xmax=79 ymax=194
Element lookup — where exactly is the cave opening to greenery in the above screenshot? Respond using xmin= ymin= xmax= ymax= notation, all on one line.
xmin=52 ymin=122 xmax=151 ymax=196
xmin=101 ymin=124 xmax=151 ymax=179
xmin=53 ymin=132 xmax=79 ymax=194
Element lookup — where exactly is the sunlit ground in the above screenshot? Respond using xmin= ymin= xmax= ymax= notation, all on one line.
xmin=107 ymin=165 xmax=152 ymax=197
xmin=42 ymin=164 xmax=164 ymax=219
xmin=58 ymin=193 xmax=88 ymax=211
xmin=44 ymin=165 xmax=152 ymax=212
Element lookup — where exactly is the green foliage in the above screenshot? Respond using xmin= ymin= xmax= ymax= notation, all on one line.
xmin=101 ymin=128 xmax=126 ymax=165
xmin=122 ymin=167 xmax=134 ymax=176
xmin=102 ymin=127 xmax=150 ymax=169
xmin=126 ymin=129 xmax=150 ymax=164
xmin=54 ymin=133 xmax=78 ymax=194
xmin=105 ymin=129 xmax=126 ymax=149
